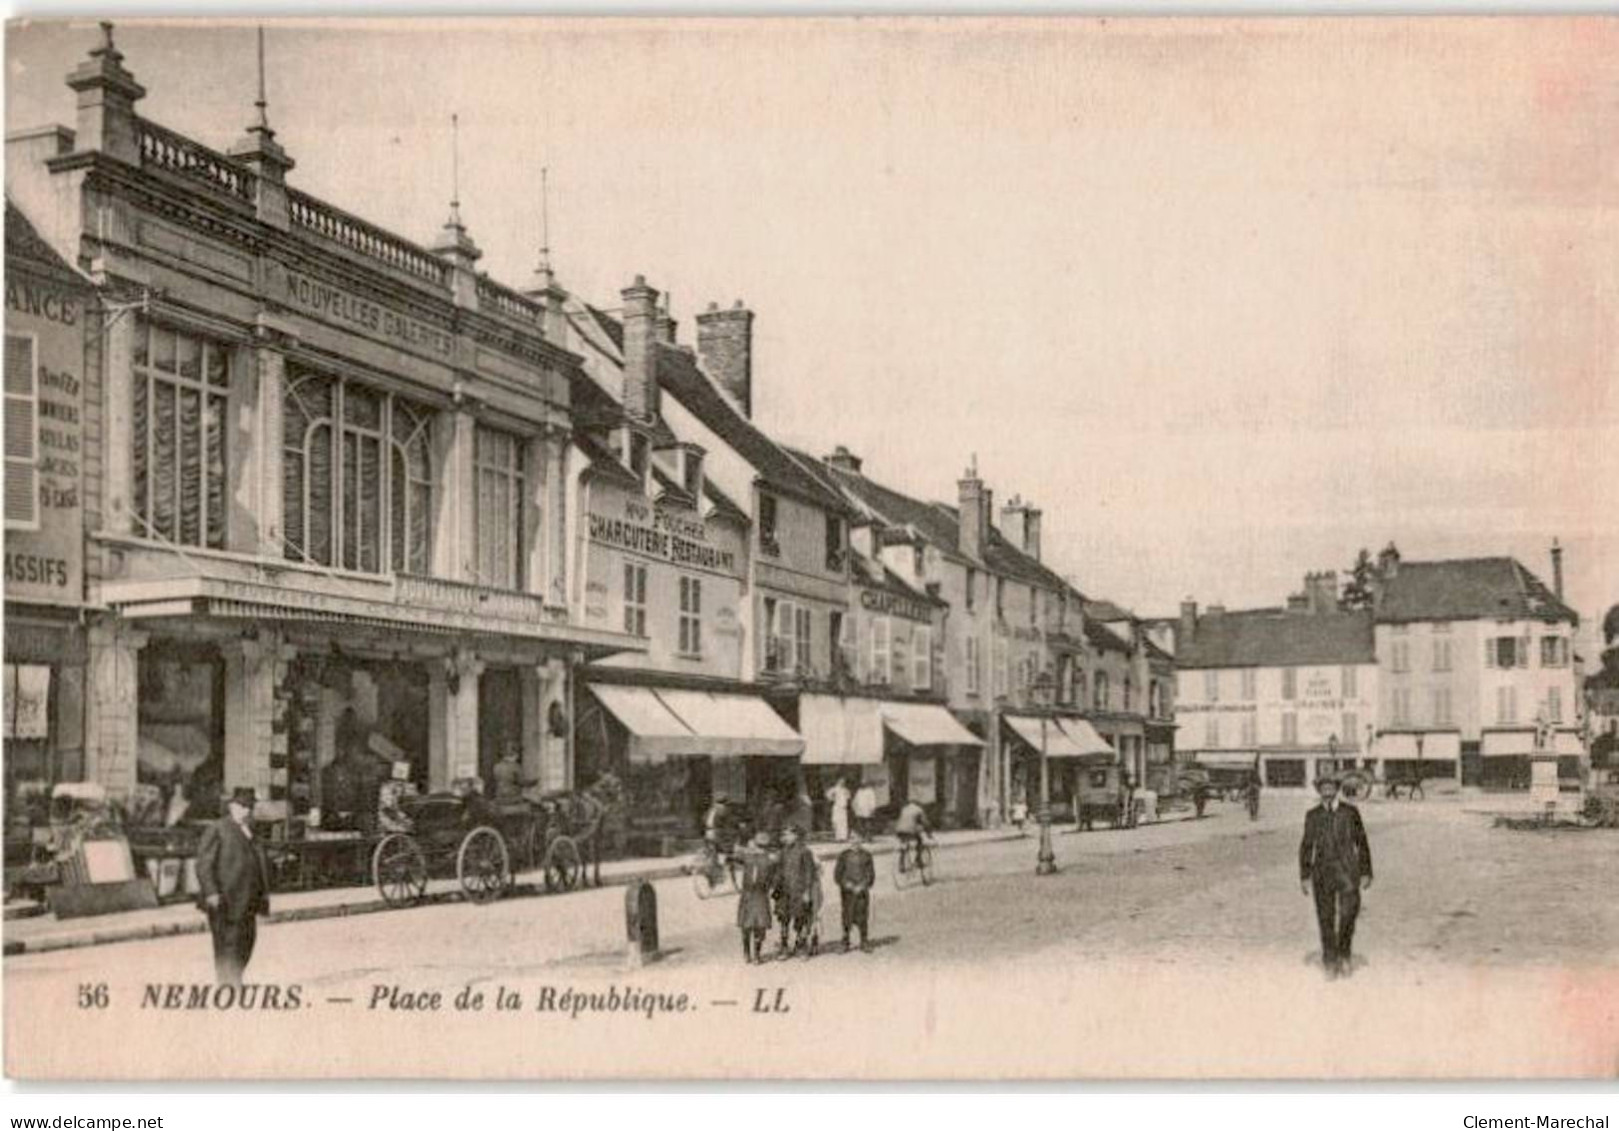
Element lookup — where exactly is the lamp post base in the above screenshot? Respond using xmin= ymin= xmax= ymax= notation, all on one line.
xmin=1035 ymin=809 xmax=1058 ymax=875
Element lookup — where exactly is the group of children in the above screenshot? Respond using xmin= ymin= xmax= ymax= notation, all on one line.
xmin=735 ymin=825 xmax=877 ymax=963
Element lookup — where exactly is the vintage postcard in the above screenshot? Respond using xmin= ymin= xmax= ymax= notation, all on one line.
xmin=3 ymin=15 xmax=1616 ymax=1081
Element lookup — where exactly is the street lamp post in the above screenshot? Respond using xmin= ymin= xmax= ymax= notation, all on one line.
xmin=1031 ymin=671 xmax=1058 ymax=876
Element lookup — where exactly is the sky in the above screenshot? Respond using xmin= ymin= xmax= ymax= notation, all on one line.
xmin=7 ymin=16 xmax=1616 ymax=640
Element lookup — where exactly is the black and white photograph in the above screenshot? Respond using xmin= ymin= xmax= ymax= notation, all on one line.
xmin=1 ymin=14 xmax=1616 ymax=1081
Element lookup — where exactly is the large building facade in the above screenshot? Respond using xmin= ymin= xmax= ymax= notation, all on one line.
xmin=6 ymin=31 xmax=637 ymax=837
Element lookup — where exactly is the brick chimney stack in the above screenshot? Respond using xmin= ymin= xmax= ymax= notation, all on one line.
xmin=695 ymin=300 xmax=754 ymax=418
xmin=621 ymin=275 xmax=661 ymax=424
xmin=825 ymin=446 xmax=863 ymax=475
xmin=655 ymin=292 xmax=678 ymax=345
xmin=1000 ymin=495 xmax=1043 ymax=562
xmin=1551 ymin=538 xmax=1564 ymax=600
xmin=958 ymin=456 xmax=991 ymax=563
xmin=1377 ymin=541 xmax=1401 ymax=580
xmin=1179 ymin=599 xmax=1197 ymax=645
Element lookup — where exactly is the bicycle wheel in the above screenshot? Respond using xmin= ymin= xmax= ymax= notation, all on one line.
xmin=916 ymin=842 xmax=934 ymax=886
xmin=891 ymin=847 xmax=915 ymax=890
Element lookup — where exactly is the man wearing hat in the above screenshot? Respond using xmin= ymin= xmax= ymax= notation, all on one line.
xmin=736 ymin=829 xmax=777 ymax=964
xmin=833 ymin=830 xmax=876 ymax=952
xmin=775 ymin=824 xmax=819 ymax=958
xmin=196 ymin=787 xmax=273 ymax=986
xmin=1299 ymin=771 xmax=1374 ymax=978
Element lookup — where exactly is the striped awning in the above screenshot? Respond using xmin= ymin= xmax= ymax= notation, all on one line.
xmin=590 ymin=684 xmax=804 ymax=762
xmin=799 ymin=694 xmax=884 ymax=765
xmin=880 ymin=702 xmax=983 ymax=749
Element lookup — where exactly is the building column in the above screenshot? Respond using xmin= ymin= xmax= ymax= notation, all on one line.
xmin=429 ymin=648 xmax=484 ymax=790
xmin=100 ymin=301 xmax=137 ymax=539
xmin=545 ymin=432 xmax=570 ymax=610
xmin=222 ymin=631 xmax=281 ymax=798
xmin=230 ymin=335 xmax=287 ymax=557
xmin=431 ymin=407 xmax=477 ymax=582
xmin=85 ymin=621 xmax=146 ymax=802
xmin=526 ymin=656 xmax=572 ymax=792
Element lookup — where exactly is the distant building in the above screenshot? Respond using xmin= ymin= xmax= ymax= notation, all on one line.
xmin=1369 ymin=544 xmax=1582 ymax=789
xmin=1174 ymin=575 xmax=1378 ymax=790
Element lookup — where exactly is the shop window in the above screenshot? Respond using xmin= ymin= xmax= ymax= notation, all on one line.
xmin=913 ymin=625 xmax=932 ymax=690
xmin=283 ymin=368 xmax=434 ymax=574
xmin=132 ymin=316 xmax=230 ymax=549
xmin=623 ymin=562 xmax=648 ymax=636
xmin=4 ymin=333 xmax=40 ymax=529
xmin=135 ymin=648 xmax=224 ymax=827
xmin=1265 ymin=758 xmax=1305 ymax=788
xmin=678 ymin=576 xmax=703 ymax=657
xmin=475 ymin=426 xmax=526 ymax=591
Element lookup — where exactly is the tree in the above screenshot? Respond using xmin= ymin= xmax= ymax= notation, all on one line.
xmin=1340 ymin=548 xmax=1376 ymax=610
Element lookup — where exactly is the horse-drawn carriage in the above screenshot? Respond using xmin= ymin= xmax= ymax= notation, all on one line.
xmin=369 ymin=785 xmax=603 ymax=909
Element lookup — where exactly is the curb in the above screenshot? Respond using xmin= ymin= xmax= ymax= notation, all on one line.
xmin=3 ymin=831 xmax=1027 ymax=959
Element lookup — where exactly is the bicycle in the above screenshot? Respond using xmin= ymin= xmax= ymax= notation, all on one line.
xmin=891 ymin=835 xmax=934 ymax=889
xmin=686 ymin=837 xmax=743 ymax=899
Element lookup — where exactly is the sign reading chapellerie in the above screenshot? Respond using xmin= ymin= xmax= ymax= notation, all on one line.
xmin=859 ymin=587 xmax=933 ymax=624
xmin=277 ymin=267 xmax=454 ymax=358
xmin=588 ymin=498 xmax=738 ymax=576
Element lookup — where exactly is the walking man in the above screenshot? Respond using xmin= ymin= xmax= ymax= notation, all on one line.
xmin=825 ymin=777 xmax=852 ymax=842
xmin=196 ymin=787 xmax=272 ymax=986
xmin=1299 ymin=773 xmax=1374 ymax=979
xmin=775 ymin=825 xmax=819 ymax=958
xmin=834 ymin=832 xmax=876 ymax=952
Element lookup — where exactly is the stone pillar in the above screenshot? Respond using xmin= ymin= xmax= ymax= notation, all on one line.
xmin=230 ymin=335 xmax=287 ymax=557
xmin=429 ymin=649 xmax=484 ymax=789
xmin=85 ymin=621 xmax=146 ymax=801
xmin=540 ymin=656 xmax=571 ymax=792
xmin=521 ymin=663 xmax=545 ymax=784
xmin=222 ymin=632 xmax=280 ymax=798
xmin=524 ymin=434 xmax=550 ymax=600
xmin=431 ymin=408 xmax=477 ymax=582
xmin=546 ymin=433 xmax=570 ymax=609
xmin=101 ymin=301 xmax=138 ymax=538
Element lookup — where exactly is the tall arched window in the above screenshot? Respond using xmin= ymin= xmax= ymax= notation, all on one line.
xmin=283 ymin=368 xmax=434 ymax=574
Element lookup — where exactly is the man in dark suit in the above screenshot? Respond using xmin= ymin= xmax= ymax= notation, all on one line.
xmin=1299 ymin=773 xmax=1373 ymax=978
xmin=196 ymin=787 xmax=272 ymax=986
xmin=833 ymin=832 xmax=876 ymax=953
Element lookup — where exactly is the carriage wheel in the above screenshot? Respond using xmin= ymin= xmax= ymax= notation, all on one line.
xmin=373 ymin=834 xmax=427 ymax=909
xmin=457 ymin=826 xmax=511 ymax=904
xmin=542 ymin=835 xmax=583 ymax=893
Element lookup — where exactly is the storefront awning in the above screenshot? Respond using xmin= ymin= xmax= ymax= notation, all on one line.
xmin=589 ymin=684 xmax=710 ymax=762
xmin=1482 ymin=729 xmax=1537 ymax=757
xmin=1004 ymin=714 xmax=1112 ymax=760
xmin=799 ymin=694 xmax=884 ymax=765
xmin=880 ymin=703 xmax=983 ymax=749
xmin=1553 ymin=730 xmax=1585 ymax=757
xmin=1377 ymin=731 xmax=1461 ymax=761
xmin=1056 ymin=717 xmax=1117 ymax=758
xmin=653 ymin=689 xmax=804 ymax=759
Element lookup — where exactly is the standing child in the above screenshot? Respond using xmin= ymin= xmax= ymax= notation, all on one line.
xmin=833 ymin=832 xmax=876 ymax=952
xmin=736 ymin=830 xmax=777 ymax=964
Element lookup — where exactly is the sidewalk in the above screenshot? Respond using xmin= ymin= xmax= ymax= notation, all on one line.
xmin=3 ymin=825 xmax=1026 ymax=958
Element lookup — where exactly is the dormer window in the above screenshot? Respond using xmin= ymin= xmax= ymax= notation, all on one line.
xmin=627 ymin=431 xmax=650 ymax=481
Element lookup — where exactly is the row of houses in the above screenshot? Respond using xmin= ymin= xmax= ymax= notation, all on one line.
xmin=1167 ymin=546 xmax=1589 ymax=791
xmin=3 ymin=28 xmax=1173 ymax=855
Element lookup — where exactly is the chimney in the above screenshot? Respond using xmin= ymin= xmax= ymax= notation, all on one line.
xmin=825 ymin=446 xmax=863 ymax=475
xmin=1551 ymin=538 xmax=1564 ymax=600
xmin=655 ymin=293 xmax=678 ymax=345
xmin=620 ymin=275 xmax=660 ymax=423
xmin=1377 ymin=541 xmax=1401 ymax=580
xmin=695 ymin=299 xmax=754 ymax=418
xmin=66 ymin=22 xmax=146 ymax=165
xmin=1302 ymin=570 xmax=1338 ymax=615
xmin=1179 ymin=599 xmax=1197 ymax=644
xmin=999 ymin=495 xmax=1043 ymax=562
xmin=958 ymin=456 xmax=991 ymax=563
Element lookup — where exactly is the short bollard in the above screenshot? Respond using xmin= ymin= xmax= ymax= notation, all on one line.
xmin=624 ymin=878 xmax=659 ymax=969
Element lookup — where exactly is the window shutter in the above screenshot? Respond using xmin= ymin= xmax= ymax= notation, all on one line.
xmin=4 ymin=334 xmax=39 ymax=529
xmin=1484 ymin=639 xmax=1495 ymax=668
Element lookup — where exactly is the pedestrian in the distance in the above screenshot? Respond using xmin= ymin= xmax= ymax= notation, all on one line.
xmin=196 ymin=787 xmax=272 ymax=986
xmin=736 ymin=829 xmax=777 ymax=965
xmin=1299 ymin=773 xmax=1374 ymax=979
xmin=852 ymin=781 xmax=878 ymax=839
xmin=825 ymin=776 xmax=852 ymax=842
xmin=834 ymin=831 xmax=876 ymax=952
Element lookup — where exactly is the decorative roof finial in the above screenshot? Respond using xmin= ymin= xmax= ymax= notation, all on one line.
xmin=448 ymin=113 xmax=463 ymax=229
xmin=254 ymin=25 xmax=269 ymax=130
xmin=538 ymin=165 xmax=552 ymax=275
